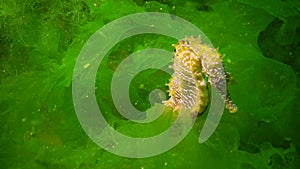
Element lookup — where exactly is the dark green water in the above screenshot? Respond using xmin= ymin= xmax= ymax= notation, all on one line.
xmin=1 ymin=0 xmax=299 ymax=168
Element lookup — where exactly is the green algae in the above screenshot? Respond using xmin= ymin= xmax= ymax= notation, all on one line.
xmin=1 ymin=0 xmax=300 ymax=168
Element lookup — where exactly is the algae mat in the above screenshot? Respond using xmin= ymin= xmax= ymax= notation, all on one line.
xmin=1 ymin=0 xmax=300 ymax=168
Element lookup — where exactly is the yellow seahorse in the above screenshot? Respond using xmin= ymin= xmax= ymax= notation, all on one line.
xmin=164 ymin=36 xmax=237 ymax=115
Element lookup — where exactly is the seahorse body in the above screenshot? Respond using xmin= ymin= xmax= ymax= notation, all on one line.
xmin=165 ymin=36 xmax=237 ymax=114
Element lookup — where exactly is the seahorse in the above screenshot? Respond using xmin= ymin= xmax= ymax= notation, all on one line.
xmin=164 ymin=36 xmax=237 ymax=115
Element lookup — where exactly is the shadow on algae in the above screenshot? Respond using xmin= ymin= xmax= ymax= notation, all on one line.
xmin=0 ymin=0 xmax=300 ymax=168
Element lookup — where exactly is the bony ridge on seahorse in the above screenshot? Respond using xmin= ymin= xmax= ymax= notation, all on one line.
xmin=164 ymin=36 xmax=238 ymax=115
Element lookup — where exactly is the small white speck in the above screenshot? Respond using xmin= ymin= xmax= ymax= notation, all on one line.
xmin=164 ymin=162 xmax=168 ymax=166
xmin=160 ymin=7 xmax=163 ymax=10
xmin=84 ymin=63 xmax=90 ymax=69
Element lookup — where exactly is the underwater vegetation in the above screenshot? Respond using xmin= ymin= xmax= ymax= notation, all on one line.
xmin=0 ymin=0 xmax=300 ymax=168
